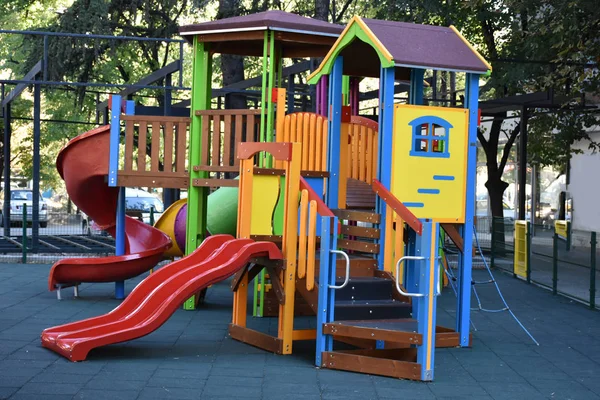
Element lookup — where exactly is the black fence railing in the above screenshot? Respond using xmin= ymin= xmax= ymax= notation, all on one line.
xmin=490 ymin=218 xmax=599 ymax=309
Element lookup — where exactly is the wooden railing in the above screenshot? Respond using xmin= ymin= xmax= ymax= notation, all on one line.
xmin=348 ymin=116 xmax=378 ymax=184
xmin=119 ymin=115 xmax=190 ymax=188
xmin=275 ymin=112 xmax=328 ymax=172
xmin=297 ymin=177 xmax=336 ymax=292
xmin=192 ymin=109 xmax=262 ymax=188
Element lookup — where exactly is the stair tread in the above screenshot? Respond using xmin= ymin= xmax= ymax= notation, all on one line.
xmin=328 ymin=318 xmax=419 ymax=332
xmin=318 ymin=276 xmax=390 ymax=284
xmin=335 ymin=299 xmax=410 ymax=307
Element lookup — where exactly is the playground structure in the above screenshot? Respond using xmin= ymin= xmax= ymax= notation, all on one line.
xmin=40 ymin=11 xmax=493 ymax=381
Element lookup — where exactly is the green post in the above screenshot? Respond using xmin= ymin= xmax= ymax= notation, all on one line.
xmin=590 ymin=232 xmax=596 ymax=309
xmin=342 ymin=75 xmax=350 ymax=105
xmin=184 ymin=37 xmax=212 ymax=311
xmin=490 ymin=217 xmax=496 ymax=268
xmin=526 ymin=221 xmax=531 ymax=284
xmin=149 ymin=206 xmax=155 ymax=226
xmin=265 ymin=30 xmax=277 ymax=166
xmin=22 ymin=202 xmax=27 ymax=263
xmin=552 ymin=229 xmax=558 ymax=295
xmin=259 ymin=31 xmax=269 ymax=153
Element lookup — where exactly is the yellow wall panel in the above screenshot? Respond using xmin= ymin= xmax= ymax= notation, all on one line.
xmin=392 ymin=105 xmax=469 ymax=223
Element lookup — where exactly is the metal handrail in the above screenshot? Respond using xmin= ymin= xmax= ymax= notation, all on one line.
xmin=395 ymin=255 xmax=443 ymax=297
xmin=329 ymin=250 xmax=350 ymax=290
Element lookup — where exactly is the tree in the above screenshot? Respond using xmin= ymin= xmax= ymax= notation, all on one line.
xmin=369 ymin=0 xmax=599 ymax=219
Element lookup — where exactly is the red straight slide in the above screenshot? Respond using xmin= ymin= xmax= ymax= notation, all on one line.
xmin=48 ymin=125 xmax=172 ymax=291
xmin=42 ymin=235 xmax=282 ymax=361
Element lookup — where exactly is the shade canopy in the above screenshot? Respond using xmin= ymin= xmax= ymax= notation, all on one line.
xmin=179 ymin=11 xmax=344 ymax=58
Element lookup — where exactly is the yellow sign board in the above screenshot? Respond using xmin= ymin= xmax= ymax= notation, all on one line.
xmin=391 ymin=105 xmax=469 ymax=223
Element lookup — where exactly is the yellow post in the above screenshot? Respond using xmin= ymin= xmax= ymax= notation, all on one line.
xmin=514 ymin=221 xmax=528 ymax=279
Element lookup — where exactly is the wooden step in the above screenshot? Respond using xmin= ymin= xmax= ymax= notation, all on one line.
xmin=332 ymin=209 xmax=380 ymax=224
xmin=327 ymin=277 xmax=395 ymax=302
xmin=324 ymin=319 xmax=422 ymax=344
xmin=315 ymin=255 xmax=378 ymax=278
xmin=334 ymin=299 xmax=412 ymax=320
xmin=321 ymin=348 xmax=421 ymax=380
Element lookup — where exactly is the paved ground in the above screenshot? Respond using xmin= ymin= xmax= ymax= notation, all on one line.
xmin=0 ymin=263 xmax=599 ymax=400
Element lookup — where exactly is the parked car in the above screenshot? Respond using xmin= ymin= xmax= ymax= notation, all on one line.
xmin=82 ymin=188 xmax=164 ymax=234
xmin=476 ymin=195 xmax=516 ymax=221
xmin=0 ymin=189 xmax=49 ymax=227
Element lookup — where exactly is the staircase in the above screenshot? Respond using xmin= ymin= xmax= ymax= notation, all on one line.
xmin=301 ymin=203 xmax=465 ymax=381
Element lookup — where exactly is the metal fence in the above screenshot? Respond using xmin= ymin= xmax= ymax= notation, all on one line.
xmin=490 ymin=219 xmax=599 ymax=309
xmin=0 ymin=211 xmax=116 ymax=264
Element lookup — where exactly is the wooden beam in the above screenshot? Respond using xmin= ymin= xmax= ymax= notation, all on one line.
xmin=229 ymin=324 xmax=283 ymax=354
xmin=323 ymin=322 xmax=422 ymax=345
xmin=117 ymin=174 xmax=188 ymax=189
xmin=192 ymin=178 xmax=238 ymax=187
xmin=321 ymin=351 xmax=421 ymax=380
xmin=441 ymin=223 xmax=464 ymax=252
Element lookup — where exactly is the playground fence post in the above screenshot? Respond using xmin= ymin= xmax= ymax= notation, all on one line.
xmin=590 ymin=231 xmax=597 ymax=309
xmin=22 ymin=202 xmax=27 ymax=263
xmin=149 ymin=206 xmax=155 ymax=226
xmin=490 ymin=218 xmax=496 ymax=268
xmin=526 ymin=221 xmax=531 ymax=284
xmin=552 ymin=229 xmax=558 ymax=295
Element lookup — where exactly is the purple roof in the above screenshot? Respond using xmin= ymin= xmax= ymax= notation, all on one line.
xmin=362 ymin=18 xmax=489 ymax=73
xmin=180 ymin=10 xmax=343 ymax=36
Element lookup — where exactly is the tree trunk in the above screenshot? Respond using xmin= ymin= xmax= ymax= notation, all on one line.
xmin=315 ymin=0 xmax=330 ymax=21
xmin=485 ymin=177 xmax=509 ymax=218
xmin=217 ymin=0 xmax=246 ymax=111
xmin=221 ymin=54 xmax=246 ymax=110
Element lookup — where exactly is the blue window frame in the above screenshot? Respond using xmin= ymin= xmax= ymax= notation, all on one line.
xmin=409 ymin=116 xmax=452 ymax=158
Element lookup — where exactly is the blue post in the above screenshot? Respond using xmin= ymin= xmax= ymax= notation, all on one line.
xmin=315 ymin=216 xmax=338 ymax=367
xmin=456 ymin=73 xmax=480 ymax=346
xmin=110 ymin=97 xmax=135 ymax=300
xmin=326 ymin=57 xmax=343 ymax=209
xmin=414 ymin=221 xmax=438 ymax=381
xmin=108 ymin=95 xmax=122 ymax=188
xmin=409 ymin=68 xmax=425 ymax=105
xmin=115 ymin=187 xmax=126 ymax=299
xmin=376 ymin=66 xmax=396 ymax=269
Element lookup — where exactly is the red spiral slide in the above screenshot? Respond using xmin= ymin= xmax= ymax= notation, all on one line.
xmin=48 ymin=125 xmax=172 ymax=291
xmin=42 ymin=235 xmax=282 ymax=361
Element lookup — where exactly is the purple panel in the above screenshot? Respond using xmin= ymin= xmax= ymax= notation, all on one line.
xmin=174 ymin=204 xmax=187 ymax=252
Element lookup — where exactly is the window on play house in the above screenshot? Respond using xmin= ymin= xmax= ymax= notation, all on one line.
xmin=409 ymin=116 xmax=451 ymax=158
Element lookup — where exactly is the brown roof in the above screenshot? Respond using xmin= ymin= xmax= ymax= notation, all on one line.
xmin=180 ymin=10 xmax=342 ymax=37
xmin=362 ymin=18 xmax=490 ymax=73
xmin=179 ymin=11 xmax=343 ymax=57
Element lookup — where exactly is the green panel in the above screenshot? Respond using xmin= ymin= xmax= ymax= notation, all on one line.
xmin=184 ymin=38 xmax=212 ymax=311
xmin=308 ymin=23 xmax=394 ymax=84
xmin=272 ymin=176 xmax=286 ymax=235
